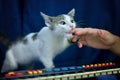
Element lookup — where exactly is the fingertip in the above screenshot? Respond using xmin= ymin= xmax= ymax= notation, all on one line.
xmin=72 ymin=38 xmax=77 ymax=42
xmin=71 ymin=28 xmax=76 ymax=32
xmin=78 ymin=42 xmax=83 ymax=48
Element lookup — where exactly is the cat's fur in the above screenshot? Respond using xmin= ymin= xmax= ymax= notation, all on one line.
xmin=1 ymin=9 xmax=76 ymax=72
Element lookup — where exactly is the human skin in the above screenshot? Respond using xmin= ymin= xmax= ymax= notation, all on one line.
xmin=71 ymin=28 xmax=120 ymax=56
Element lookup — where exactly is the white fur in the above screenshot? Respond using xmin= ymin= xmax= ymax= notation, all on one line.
xmin=1 ymin=9 xmax=76 ymax=72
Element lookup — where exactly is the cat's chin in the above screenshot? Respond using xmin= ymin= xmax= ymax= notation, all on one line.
xmin=65 ymin=30 xmax=72 ymax=34
xmin=64 ymin=32 xmax=73 ymax=38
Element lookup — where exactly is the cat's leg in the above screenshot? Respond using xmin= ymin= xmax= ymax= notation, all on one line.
xmin=1 ymin=50 xmax=18 ymax=72
xmin=40 ymin=55 xmax=55 ymax=69
xmin=39 ymin=41 xmax=55 ymax=69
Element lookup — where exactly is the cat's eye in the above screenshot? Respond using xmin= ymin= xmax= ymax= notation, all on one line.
xmin=71 ymin=20 xmax=74 ymax=23
xmin=60 ymin=21 xmax=66 ymax=25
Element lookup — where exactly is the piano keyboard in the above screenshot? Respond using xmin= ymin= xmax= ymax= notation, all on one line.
xmin=1 ymin=62 xmax=120 ymax=80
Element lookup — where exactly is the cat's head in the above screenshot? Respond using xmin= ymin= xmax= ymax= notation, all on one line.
xmin=40 ymin=9 xmax=76 ymax=35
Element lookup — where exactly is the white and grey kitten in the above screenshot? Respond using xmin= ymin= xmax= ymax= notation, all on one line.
xmin=1 ymin=8 xmax=76 ymax=72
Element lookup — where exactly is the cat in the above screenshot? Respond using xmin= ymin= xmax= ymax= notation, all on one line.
xmin=1 ymin=8 xmax=76 ymax=73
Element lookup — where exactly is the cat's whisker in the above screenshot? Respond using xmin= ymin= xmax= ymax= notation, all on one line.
xmin=75 ymin=20 xmax=88 ymax=28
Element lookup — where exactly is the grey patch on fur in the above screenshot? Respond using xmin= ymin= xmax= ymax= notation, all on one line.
xmin=13 ymin=37 xmax=27 ymax=44
xmin=32 ymin=33 xmax=38 ymax=40
xmin=23 ymin=38 xmax=28 ymax=44
xmin=54 ymin=14 xmax=74 ymax=24
xmin=49 ymin=15 xmax=65 ymax=30
xmin=54 ymin=15 xmax=65 ymax=23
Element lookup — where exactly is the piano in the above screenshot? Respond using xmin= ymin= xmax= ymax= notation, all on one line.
xmin=0 ymin=62 xmax=120 ymax=80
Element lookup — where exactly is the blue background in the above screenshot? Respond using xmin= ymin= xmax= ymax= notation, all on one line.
xmin=0 ymin=0 xmax=120 ymax=80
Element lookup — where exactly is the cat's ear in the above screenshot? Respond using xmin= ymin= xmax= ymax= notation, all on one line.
xmin=68 ymin=8 xmax=75 ymax=17
xmin=40 ymin=12 xmax=53 ymax=27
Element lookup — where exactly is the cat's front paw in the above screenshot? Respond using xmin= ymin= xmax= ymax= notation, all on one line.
xmin=49 ymin=65 xmax=55 ymax=69
xmin=46 ymin=65 xmax=55 ymax=69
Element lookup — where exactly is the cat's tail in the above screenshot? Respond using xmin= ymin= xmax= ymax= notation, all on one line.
xmin=0 ymin=32 xmax=12 ymax=47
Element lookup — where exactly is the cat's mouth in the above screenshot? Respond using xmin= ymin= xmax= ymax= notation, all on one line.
xmin=67 ymin=31 xmax=72 ymax=34
xmin=67 ymin=28 xmax=74 ymax=34
xmin=66 ymin=30 xmax=73 ymax=34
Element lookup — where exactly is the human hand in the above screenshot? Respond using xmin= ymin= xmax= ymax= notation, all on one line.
xmin=71 ymin=28 xmax=117 ymax=49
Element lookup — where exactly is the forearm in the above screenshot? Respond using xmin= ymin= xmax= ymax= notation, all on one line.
xmin=109 ymin=35 xmax=120 ymax=56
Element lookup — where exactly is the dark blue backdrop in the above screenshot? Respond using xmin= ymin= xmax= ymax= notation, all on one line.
xmin=0 ymin=0 xmax=120 ymax=80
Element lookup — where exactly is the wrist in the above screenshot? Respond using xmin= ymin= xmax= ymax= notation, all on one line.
xmin=109 ymin=35 xmax=120 ymax=54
